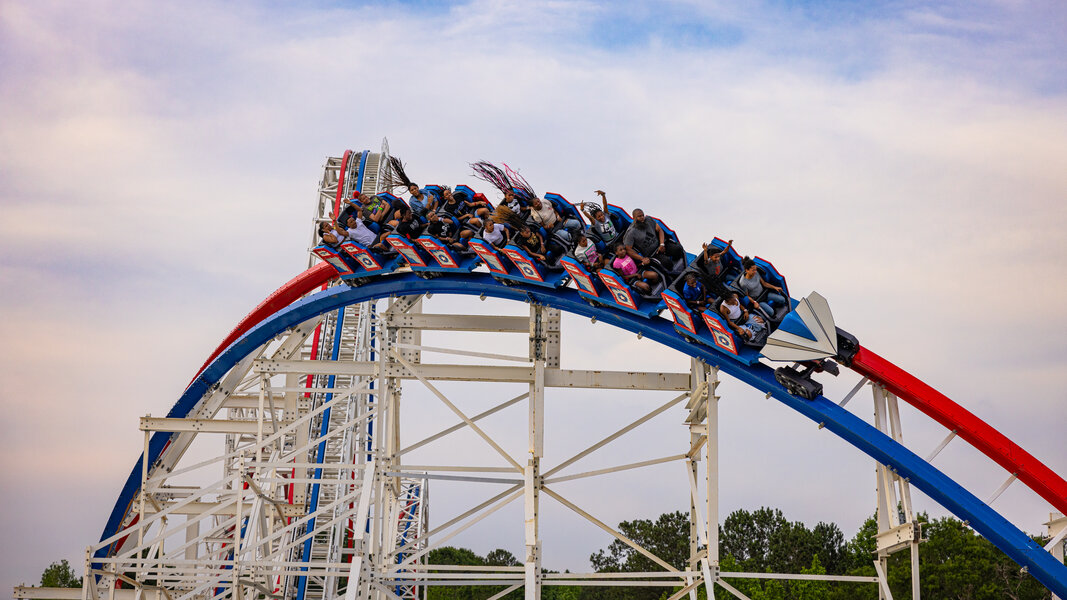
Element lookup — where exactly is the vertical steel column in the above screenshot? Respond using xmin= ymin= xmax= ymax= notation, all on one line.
xmin=688 ymin=465 xmax=699 ymax=600
xmin=686 ymin=359 xmax=716 ymax=599
xmin=1049 ymin=513 xmax=1066 ymax=600
xmin=525 ymin=304 xmax=548 ymax=599
xmin=872 ymin=384 xmax=921 ymax=599
xmin=706 ymin=364 xmax=719 ymax=571
xmin=703 ymin=364 xmax=719 ymax=599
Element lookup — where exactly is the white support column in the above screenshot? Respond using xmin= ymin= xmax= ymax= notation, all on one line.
xmin=1048 ymin=513 xmax=1066 ymax=600
xmin=524 ymin=304 xmax=547 ymax=600
xmin=705 ymin=364 xmax=719 ymax=598
xmin=685 ymin=358 xmax=717 ymax=599
xmin=688 ymin=459 xmax=700 ymax=600
xmin=706 ymin=364 xmax=719 ymax=571
xmin=872 ymin=384 xmax=921 ymax=599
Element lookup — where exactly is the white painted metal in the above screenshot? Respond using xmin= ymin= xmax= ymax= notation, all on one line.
xmin=987 ymin=473 xmax=1019 ymax=505
xmin=762 ymin=292 xmax=838 ymax=362
xmin=872 ymin=384 xmax=921 ymax=599
xmin=1049 ymin=513 xmax=1067 ymax=600
xmin=59 ymin=151 xmax=904 ymax=600
xmin=925 ymin=429 xmax=958 ymax=462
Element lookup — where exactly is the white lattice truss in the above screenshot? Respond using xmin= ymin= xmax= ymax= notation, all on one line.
xmin=15 ymin=147 xmax=936 ymax=600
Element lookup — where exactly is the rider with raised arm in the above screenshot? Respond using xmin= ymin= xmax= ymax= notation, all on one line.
xmin=700 ymin=239 xmax=733 ymax=297
xmin=319 ymin=221 xmax=346 ymax=248
xmin=344 ymin=209 xmax=387 ymax=252
xmin=580 ymin=190 xmax=622 ymax=250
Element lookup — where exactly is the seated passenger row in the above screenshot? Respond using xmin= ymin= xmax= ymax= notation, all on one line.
xmin=313 ymin=178 xmax=793 ymax=366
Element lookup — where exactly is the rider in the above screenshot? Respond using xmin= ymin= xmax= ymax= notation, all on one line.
xmin=611 ymin=244 xmax=659 ymax=294
xmin=737 ymin=257 xmax=786 ymax=316
xmin=681 ymin=272 xmax=709 ymax=309
xmin=622 ymin=208 xmax=684 ymax=267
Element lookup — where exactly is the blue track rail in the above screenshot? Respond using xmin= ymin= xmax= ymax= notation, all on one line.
xmin=100 ymin=273 xmax=1067 ymax=596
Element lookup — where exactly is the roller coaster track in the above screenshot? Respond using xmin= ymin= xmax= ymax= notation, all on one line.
xmin=96 ymin=198 xmax=1067 ymax=597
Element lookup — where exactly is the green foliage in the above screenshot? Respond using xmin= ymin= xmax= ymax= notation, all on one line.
xmin=40 ymin=560 xmax=81 ymax=588
xmin=590 ymin=511 xmax=691 ymax=573
xmin=717 ymin=506 xmax=847 ymax=588
xmin=888 ymin=515 xmax=1051 ymax=600
xmin=425 ymin=506 xmax=1058 ymax=600
xmin=594 ymin=508 xmax=1057 ymax=600
xmin=485 ymin=549 xmax=520 ymax=567
xmin=425 ymin=546 xmax=579 ymax=600
xmin=586 ymin=511 xmax=691 ymax=600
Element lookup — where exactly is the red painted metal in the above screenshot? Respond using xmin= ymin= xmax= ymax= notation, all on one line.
xmin=189 ymin=262 xmax=337 ymax=386
xmin=852 ymin=345 xmax=1067 ymax=516
xmin=332 ymin=149 xmax=353 ymax=219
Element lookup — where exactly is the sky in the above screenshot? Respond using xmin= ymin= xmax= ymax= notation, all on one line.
xmin=1 ymin=0 xmax=1066 ymax=592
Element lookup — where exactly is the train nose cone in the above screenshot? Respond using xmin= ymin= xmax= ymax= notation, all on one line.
xmin=761 ymin=292 xmax=839 ymax=362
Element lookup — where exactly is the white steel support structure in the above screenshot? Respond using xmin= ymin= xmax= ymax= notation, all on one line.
xmin=872 ymin=383 xmax=921 ymax=600
xmin=24 ymin=147 xmax=894 ymax=600
xmin=684 ymin=360 xmax=718 ymax=600
xmin=524 ymin=304 xmax=551 ymax=599
xmin=1048 ymin=513 xmax=1067 ymax=600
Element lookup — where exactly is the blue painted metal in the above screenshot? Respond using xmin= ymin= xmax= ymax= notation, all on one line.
xmin=312 ymin=244 xmax=359 ymax=277
xmin=385 ymin=234 xmax=431 ymax=269
xmin=468 ymin=239 xmax=512 ymax=276
xmin=414 ymin=236 xmax=479 ymax=273
xmin=496 ymin=244 xmax=570 ymax=288
xmin=339 ymin=241 xmax=402 ymax=279
xmin=99 ymin=273 xmax=1067 ymax=596
xmin=295 ymin=149 xmax=370 ymax=600
xmin=543 ymin=192 xmax=584 ymax=226
xmin=596 ymin=268 xmax=663 ymax=318
xmin=660 ymin=290 xmax=699 ymax=336
xmin=777 ymin=310 xmax=817 ymax=341
xmin=559 ymin=256 xmax=602 ymax=300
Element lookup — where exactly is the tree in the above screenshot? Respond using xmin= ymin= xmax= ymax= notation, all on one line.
xmin=426 ymin=546 xmax=490 ymax=600
xmin=40 ymin=560 xmax=81 ymax=588
xmin=587 ymin=511 xmax=691 ymax=600
xmin=485 ymin=549 xmax=520 ymax=567
xmin=425 ymin=547 xmax=578 ymax=600
xmin=589 ymin=510 xmax=691 ymax=574
xmin=719 ymin=507 xmax=847 ymax=577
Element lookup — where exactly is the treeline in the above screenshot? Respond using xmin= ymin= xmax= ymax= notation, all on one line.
xmin=425 ymin=507 xmax=1056 ymax=600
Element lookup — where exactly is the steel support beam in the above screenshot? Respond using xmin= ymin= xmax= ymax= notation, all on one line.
xmin=254 ymin=359 xmax=691 ymax=390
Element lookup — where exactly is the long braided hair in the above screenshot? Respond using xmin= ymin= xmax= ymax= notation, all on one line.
xmin=384 ymin=156 xmax=415 ymax=193
xmin=502 ymin=163 xmax=536 ymax=203
xmin=470 ymin=161 xmax=512 ymax=196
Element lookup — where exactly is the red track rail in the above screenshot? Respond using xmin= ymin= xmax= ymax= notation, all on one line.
xmin=189 ymin=263 xmax=337 ymax=386
xmin=852 ymin=345 xmax=1067 ymax=516
xmin=333 ymin=149 xmax=353 ymax=219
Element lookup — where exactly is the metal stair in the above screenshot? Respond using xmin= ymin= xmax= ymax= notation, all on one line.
xmin=299 ymin=303 xmax=371 ymax=600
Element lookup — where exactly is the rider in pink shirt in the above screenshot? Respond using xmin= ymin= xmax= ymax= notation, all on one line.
xmin=612 ymin=245 xmax=658 ymax=294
